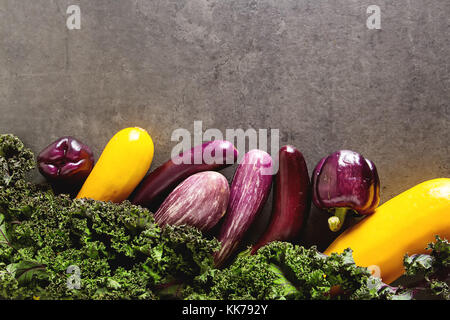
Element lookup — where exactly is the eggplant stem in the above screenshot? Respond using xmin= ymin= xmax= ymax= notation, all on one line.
xmin=328 ymin=208 xmax=348 ymax=232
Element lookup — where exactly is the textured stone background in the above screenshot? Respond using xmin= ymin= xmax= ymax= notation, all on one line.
xmin=0 ymin=1 xmax=449 ymax=255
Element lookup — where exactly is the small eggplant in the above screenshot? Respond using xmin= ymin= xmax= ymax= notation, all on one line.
xmin=37 ymin=137 xmax=94 ymax=190
xmin=154 ymin=171 xmax=230 ymax=231
xmin=251 ymin=145 xmax=310 ymax=254
xmin=312 ymin=150 xmax=380 ymax=232
xmin=131 ymin=140 xmax=238 ymax=211
xmin=214 ymin=149 xmax=273 ymax=268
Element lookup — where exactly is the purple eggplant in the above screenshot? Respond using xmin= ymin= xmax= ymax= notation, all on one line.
xmin=37 ymin=137 xmax=94 ymax=193
xmin=251 ymin=145 xmax=310 ymax=254
xmin=154 ymin=171 xmax=230 ymax=231
xmin=214 ymin=149 xmax=273 ymax=267
xmin=131 ymin=140 xmax=238 ymax=211
xmin=312 ymin=150 xmax=380 ymax=232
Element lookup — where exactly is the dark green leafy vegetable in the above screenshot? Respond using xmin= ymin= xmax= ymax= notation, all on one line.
xmin=402 ymin=236 xmax=449 ymax=299
xmin=181 ymin=242 xmax=413 ymax=300
xmin=6 ymin=261 xmax=47 ymax=285
xmin=0 ymin=134 xmax=35 ymax=186
xmin=0 ymin=191 xmax=220 ymax=299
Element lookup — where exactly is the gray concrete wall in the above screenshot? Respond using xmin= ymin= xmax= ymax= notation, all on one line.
xmin=0 ymin=1 xmax=448 ymax=224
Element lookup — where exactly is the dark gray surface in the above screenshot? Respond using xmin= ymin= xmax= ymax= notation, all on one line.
xmin=0 ymin=1 xmax=449 ymax=243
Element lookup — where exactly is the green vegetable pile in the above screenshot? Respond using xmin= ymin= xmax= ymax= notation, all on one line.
xmin=403 ymin=238 xmax=450 ymax=299
xmin=182 ymin=243 xmax=406 ymax=300
xmin=0 ymin=134 xmax=448 ymax=300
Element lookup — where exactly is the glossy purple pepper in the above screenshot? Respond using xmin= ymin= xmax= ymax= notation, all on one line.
xmin=312 ymin=150 xmax=380 ymax=232
xmin=37 ymin=136 xmax=94 ymax=185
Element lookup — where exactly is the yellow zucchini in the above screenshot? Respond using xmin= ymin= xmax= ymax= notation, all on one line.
xmin=324 ymin=178 xmax=450 ymax=284
xmin=77 ymin=127 xmax=154 ymax=203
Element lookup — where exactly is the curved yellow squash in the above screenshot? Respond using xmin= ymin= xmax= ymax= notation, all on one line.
xmin=77 ymin=127 xmax=154 ymax=203
xmin=324 ymin=178 xmax=450 ymax=284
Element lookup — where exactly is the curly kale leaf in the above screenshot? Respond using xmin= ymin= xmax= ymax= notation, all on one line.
xmin=0 ymin=213 xmax=11 ymax=248
xmin=403 ymin=236 xmax=449 ymax=299
xmin=0 ymin=181 xmax=220 ymax=299
xmin=66 ymin=199 xmax=220 ymax=287
xmin=184 ymin=240 xmax=449 ymax=300
xmin=6 ymin=261 xmax=47 ymax=285
xmin=184 ymin=242 xmax=388 ymax=300
xmin=0 ymin=134 xmax=35 ymax=186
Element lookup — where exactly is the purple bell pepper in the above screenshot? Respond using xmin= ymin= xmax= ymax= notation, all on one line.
xmin=37 ymin=136 xmax=94 ymax=187
xmin=312 ymin=150 xmax=380 ymax=232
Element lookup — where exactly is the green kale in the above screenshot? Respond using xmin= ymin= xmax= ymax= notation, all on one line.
xmin=0 ymin=193 xmax=220 ymax=299
xmin=182 ymin=242 xmax=392 ymax=300
xmin=403 ymin=236 xmax=449 ymax=299
xmin=0 ymin=134 xmax=35 ymax=187
xmin=182 ymin=239 xmax=449 ymax=300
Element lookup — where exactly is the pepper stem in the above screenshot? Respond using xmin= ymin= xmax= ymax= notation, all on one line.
xmin=328 ymin=207 xmax=348 ymax=232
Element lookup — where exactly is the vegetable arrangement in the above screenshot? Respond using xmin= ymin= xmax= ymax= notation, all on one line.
xmin=0 ymin=131 xmax=448 ymax=300
xmin=131 ymin=140 xmax=238 ymax=211
xmin=325 ymin=178 xmax=450 ymax=284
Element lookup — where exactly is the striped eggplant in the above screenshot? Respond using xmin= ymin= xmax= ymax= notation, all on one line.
xmin=154 ymin=171 xmax=230 ymax=231
xmin=131 ymin=140 xmax=238 ymax=211
xmin=214 ymin=149 xmax=273 ymax=268
xmin=251 ymin=145 xmax=311 ymax=254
